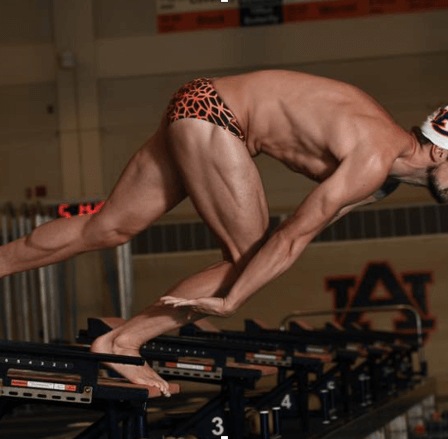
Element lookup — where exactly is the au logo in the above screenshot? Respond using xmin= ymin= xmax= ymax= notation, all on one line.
xmin=432 ymin=108 xmax=448 ymax=137
xmin=325 ymin=262 xmax=435 ymax=341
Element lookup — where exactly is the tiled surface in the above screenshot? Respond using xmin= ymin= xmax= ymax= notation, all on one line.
xmin=131 ymin=204 xmax=448 ymax=255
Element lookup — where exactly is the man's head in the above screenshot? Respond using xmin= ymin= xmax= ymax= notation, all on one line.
xmin=417 ymin=105 xmax=448 ymax=203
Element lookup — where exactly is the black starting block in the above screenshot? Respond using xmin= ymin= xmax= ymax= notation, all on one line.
xmin=81 ymin=317 xmax=279 ymax=439
xmin=78 ymin=314 xmax=425 ymax=439
xmin=0 ymin=339 xmax=180 ymax=439
xmin=179 ymin=317 xmax=423 ymax=436
xmin=82 ymin=317 xmax=346 ymax=438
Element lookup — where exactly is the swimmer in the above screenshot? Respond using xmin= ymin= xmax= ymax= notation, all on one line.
xmin=1 ymin=70 xmax=447 ymax=395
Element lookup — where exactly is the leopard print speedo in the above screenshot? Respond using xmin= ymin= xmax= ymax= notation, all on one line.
xmin=166 ymin=78 xmax=246 ymax=142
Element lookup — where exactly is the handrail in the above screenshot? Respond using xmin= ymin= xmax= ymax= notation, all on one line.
xmin=279 ymin=304 xmax=426 ymax=364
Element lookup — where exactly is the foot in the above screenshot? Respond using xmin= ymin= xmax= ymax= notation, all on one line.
xmin=91 ymin=333 xmax=171 ymax=397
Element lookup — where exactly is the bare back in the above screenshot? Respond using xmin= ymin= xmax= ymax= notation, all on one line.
xmin=212 ymin=70 xmax=410 ymax=182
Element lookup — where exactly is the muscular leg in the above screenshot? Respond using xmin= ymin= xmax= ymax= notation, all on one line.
xmin=92 ymin=119 xmax=269 ymax=392
xmin=82 ymin=128 xmax=187 ymax=395
xmin=0 ymin=125 xmax=190 ymax=395
xmin=0 ymin=126 xmax=184 ymax=276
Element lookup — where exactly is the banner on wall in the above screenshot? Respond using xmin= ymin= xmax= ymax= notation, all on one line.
xmin=157 ymin=0 xmax=448 ymax=33
xmin=284 ymin=0 xmax=448 ymax=22
xmin=157 ymin=0 xmax=240 ymax=33
xmin=283 ymin=0 xmax=361 ymax=23
xmin=325 ymin=262 xmax=436 ymax=341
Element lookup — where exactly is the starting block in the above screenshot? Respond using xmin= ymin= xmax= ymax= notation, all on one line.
xmin=0 ymin=339 xmax=179 ymax=439
xmin=81 ymin=318 xmax=279 ymax=439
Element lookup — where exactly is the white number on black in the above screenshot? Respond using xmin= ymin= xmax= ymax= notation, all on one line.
xmin=211 ymin=416 xmax=224 ymax=436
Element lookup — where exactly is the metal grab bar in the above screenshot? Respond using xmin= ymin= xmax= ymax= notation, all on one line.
xmin=1 ymin=204 xmax=14 ymax=340
xmin=35 ymin=204 xmax=51 ymax=343
xmin=279 ymin=304 xmax=426 ymax=365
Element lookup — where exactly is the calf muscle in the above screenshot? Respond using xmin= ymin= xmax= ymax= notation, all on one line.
xmin=0 ymin=214 xmax=106 ymax=278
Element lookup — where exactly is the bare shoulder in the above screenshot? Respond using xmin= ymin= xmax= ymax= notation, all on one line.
xmin=358 ymin=113 xmax=411 ymax=158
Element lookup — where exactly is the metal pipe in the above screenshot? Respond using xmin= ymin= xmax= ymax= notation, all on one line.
xmin=116 ymin=244 xmax=128 ymax=319
xmin=9 ymin=206 xmax=23 ymax=340
xmin=57 ymin=261 xmax=67 ymax=342
xmin=35 ymin=206 xmax=50 ymax=343
xmin=50 ymin=206 xmax=66 ymax=341
xmin=45 ymin=209 xmax=61 ymax=341
xmin=279 ymin=304 xmax=426 ymax=365
xmin=1 ymin=205 xmax=14 ymax=340
xmin=43 ymin=209 xmax=59 ymax=342
xmin=115 ymin=240 xmax=134 ymax=320
xmin=67 ymin=258 xmax=77 ymax=341
xmin=320 ymin=389 xmax=330 ymax=424
xmin=25 ymin=210 xmax=40 ymax=342
xmin=123 ymin=240 xmax=134 ymax=318
xmin=272 ymin=407 xmax=281 ymax=437
xmin=18 ymin=205 xmax=31 ymax=341
xmin=259 ymin=410 xmax=270 ymax=439
xmin=102 ymin=249 xmax=120 ymax=316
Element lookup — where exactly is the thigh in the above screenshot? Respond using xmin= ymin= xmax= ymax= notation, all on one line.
xmin=85 ymin=125 xmax=186 ymax=244
xmin=167 ymin=119 xmax=269 ymax=263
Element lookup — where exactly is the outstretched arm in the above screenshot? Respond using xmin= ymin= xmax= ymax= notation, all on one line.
xmin=162 ymin=150 xmax=394 ymax=317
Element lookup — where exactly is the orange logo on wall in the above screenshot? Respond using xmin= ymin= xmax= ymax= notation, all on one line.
xmin=325 ymin=262 xmax=436 ymax=341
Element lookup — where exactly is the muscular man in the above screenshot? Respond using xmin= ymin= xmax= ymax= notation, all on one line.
xmin=1 ymin=70 xmax=447 ymax=396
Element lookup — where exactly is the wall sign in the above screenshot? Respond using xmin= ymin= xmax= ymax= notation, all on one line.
xmin=57 ymin=201 xmax=105 ymax=218
xmin=157 ymin=0 xmax=448 ymax=33
xmin=157 ymin=0 xmax=239 ymax=33
xmin=325 ymin=262 xmax=436 ymax=341
xmin=240 ymin=0 xmax=283 ymax=27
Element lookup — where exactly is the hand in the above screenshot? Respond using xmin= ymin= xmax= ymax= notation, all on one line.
xmin=160 ymin=296 xmax=235 ymax=318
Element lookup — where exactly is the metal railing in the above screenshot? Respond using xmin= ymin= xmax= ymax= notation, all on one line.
xmin=280 ymin=304 xmax=426 ymax=366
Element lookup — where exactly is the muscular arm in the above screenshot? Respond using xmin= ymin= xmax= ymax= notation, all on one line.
xmin=329 ymin=177 xmax=400 ymax=225
xmin=222 ymin=150 xmax=394 ymax=314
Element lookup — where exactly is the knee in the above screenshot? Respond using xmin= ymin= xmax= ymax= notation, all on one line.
xmin=228 ymin=231 xmax=269 ymax=267
xmin=82 ymin=215 xmax=132 ymax=250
